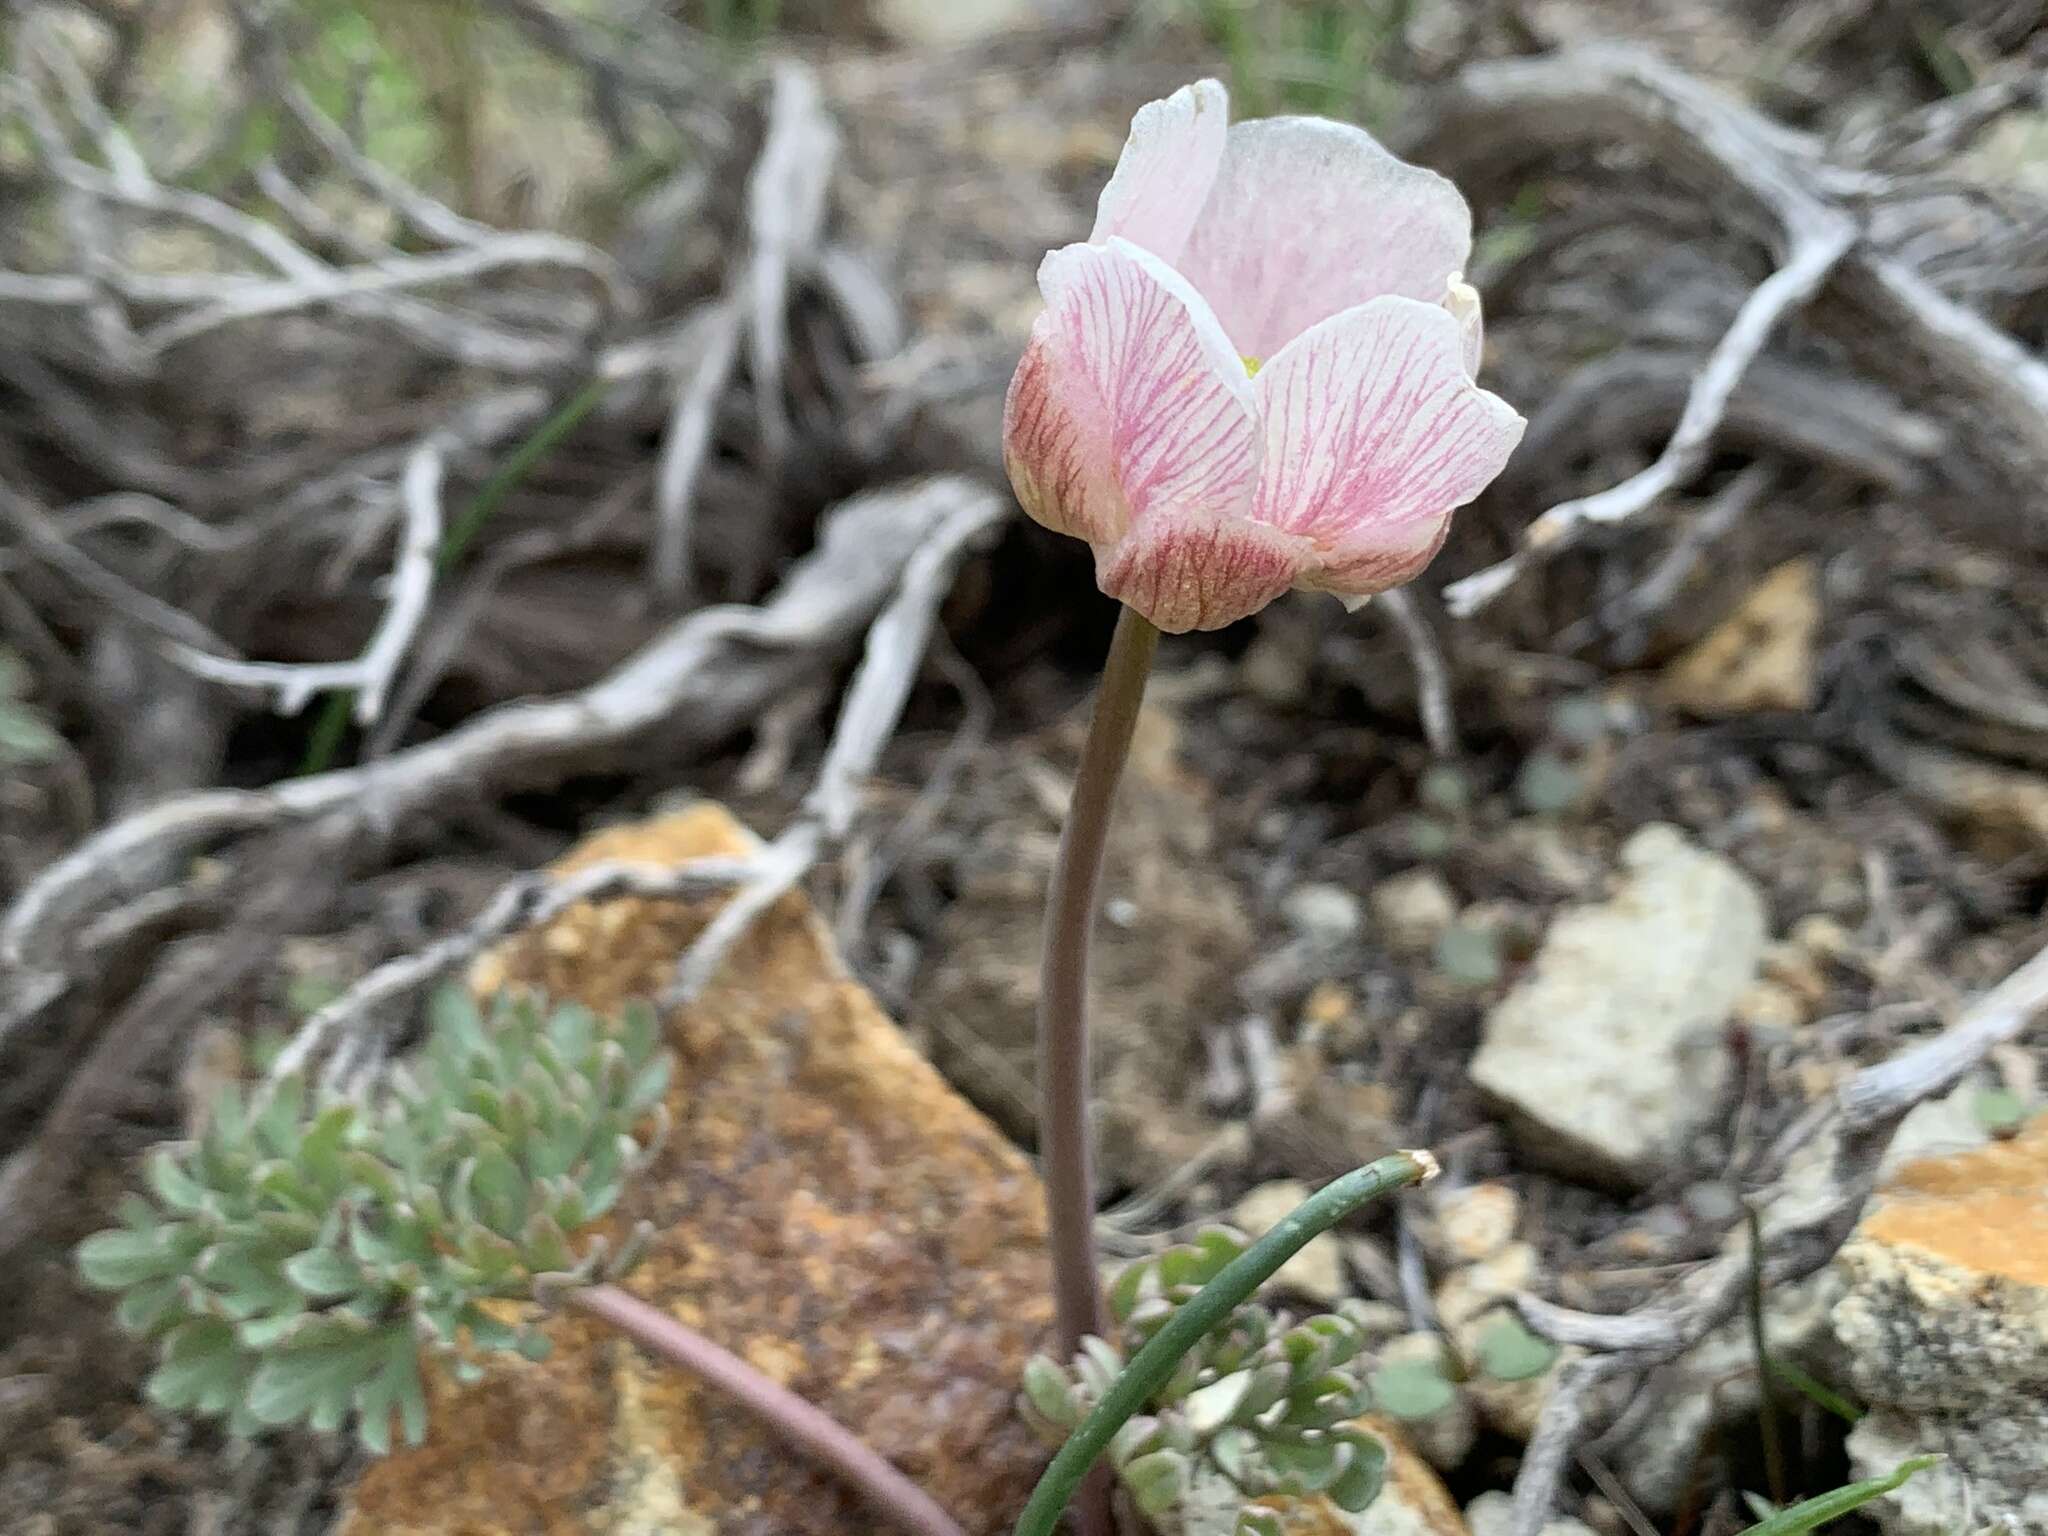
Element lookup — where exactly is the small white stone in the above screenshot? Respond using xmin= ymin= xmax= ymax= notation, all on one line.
xmin=1281 ymin=882 xmax=1365 ymax=946
xmin=1370 ymin=869 xmax=1458 ymax=951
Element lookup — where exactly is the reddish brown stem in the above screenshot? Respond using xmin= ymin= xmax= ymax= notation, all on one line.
xmin=1035 ymin=603 xmax=1159 ymax=1536
xmin=572 ymin=1284 xmax=967 ymax=1536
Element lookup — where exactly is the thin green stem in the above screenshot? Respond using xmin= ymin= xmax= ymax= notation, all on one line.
xmin=1038 ymin=604 xmax=1159 ymax=1354
xmin=1743 ymin=1203 xmax=1787 ymax=1505
xmin=1012 ymin=1151 xmax=1439 ymax=1536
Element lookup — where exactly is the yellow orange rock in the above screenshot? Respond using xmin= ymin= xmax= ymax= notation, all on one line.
xmin=1662 ymin=559 xmax=1819 ymax=718
xmin=1832 ymin=1112 xmax=2048 ymax=1534
xmin=341 ymin=804 xmax=1053 ymax=1536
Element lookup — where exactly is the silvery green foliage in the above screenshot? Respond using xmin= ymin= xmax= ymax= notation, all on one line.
xmin=77 ymin=989 xmax=672 ymax=1455
xmin=1020 ymin=1227 xmax=1388 ymax=1530
xmin=0 ymin=648 xmax=62 ymax=765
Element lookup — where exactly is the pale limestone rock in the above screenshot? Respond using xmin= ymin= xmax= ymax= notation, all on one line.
xmin=1469 ymin=825 xmax=1767 ymax=1188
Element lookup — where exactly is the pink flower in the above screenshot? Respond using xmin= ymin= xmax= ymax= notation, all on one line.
xmin=1004 ymin=80 xmax=1524 ymax=633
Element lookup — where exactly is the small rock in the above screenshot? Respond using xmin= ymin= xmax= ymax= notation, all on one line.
xmin=1662 ymin=559 xmax=1820 ymax=718
xmin=1831 ymin=1112 xmax=2048 ymax=1536
xmin=1464 ymin=1491 xmax=1597 ymax=1536
xmin=1679 ymin=1180 xmax=1744 ymax=1230
xmin=1284 ymin=882 xmax=1366 ymax=946
xmin=1733 ymin=978 xmax=1807 ymax=1033
xmin=1469 ymin=825 xmax=1768 ymax=1189
xmin=1370 ymin=870 xmax=1458 ymax=952
xmin=1433 ymin=920 xmax=1503 ymax=989
xmin=1760 ymin=939 xmax=1829 ymax=1012
xmin=1431 ymin=1182 xmax=1521 ymax=1265
xmin=1343 ymin=1299 xmax=1413 ymax=1343
xmin=1435 ymin=1242 xmax=1540 ymax=1330
xmin=344 ymin=806 xmax=1054 ymax=1536
xmin=1232 ymin=1180 xmax=1349 ymax=1305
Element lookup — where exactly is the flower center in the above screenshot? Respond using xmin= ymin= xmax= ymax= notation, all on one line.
xmin=1241 ymin=355 xmax=1262 ymax=377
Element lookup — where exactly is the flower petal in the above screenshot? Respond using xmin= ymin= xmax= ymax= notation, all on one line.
xmin=1444 ymin=275 xmax=1484 ymax=377
xmin=1089 ymin=79 xmax=1231 ymax=265
xmin=1251 ymin=296 xmax=1524 ymax=600
xmin=1178 ymin=118 xmax=1472 ymax=360
xmin=1003 ymin=237 xmax=1258 ymax=556
xmin=1099 ymin=506 xmax=1314 ymax=634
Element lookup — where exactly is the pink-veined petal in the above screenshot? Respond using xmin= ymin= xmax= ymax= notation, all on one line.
xmin=1178 ymin=118 xmax=1472 ymax=360
xmin=1099 ymin=506 xmax=1314 ymax=634
xmin=1251 ymin=296 xmax=1524 ymax=600
xmin=1089 ymin=79 xmax=1231 ymax=265
xmin=1003 ymin=237 xmax=1258 ymax=557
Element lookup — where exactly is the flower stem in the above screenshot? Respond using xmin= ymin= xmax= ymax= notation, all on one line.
xmin=572 ymin=1284 xmax=967 ymax=1536
xmin=1011 ymin=1152 xmax=1440 ymax=1536
xmin=1039 ymin=603 xmax=1159 ymax=1357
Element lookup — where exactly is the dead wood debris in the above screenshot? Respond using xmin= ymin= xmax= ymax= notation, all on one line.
xmin=0 ymin=5 xmax=1000 ymax=1270
xmin=1410 ymin=43 xmax=2048 ymax=621
xmin=1503 ymin=939 xmax=2048 ymax=1536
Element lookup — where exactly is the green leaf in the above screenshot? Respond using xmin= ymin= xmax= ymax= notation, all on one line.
xmin=1514 ymin=750 xmax=1584 ymax=815
xmin=77 ymin=1227 xmax=181 ymax=1290
xmin=147 ymin=1151 xmax=213 ymax=1215
xmin=427 ymin=986 xmax=487 ymax=1064
xmin=1476 ymin=1313 xmax=1558 ymax=1381
xmin=1235 ymin=1360 xmax=1293 ymax=1423
xmin=354 ymin=1328 xmax=426 ymax=1456
xmin=1107 ymin=1259 xmax=1149 ymax=1324
xmin=1434 ymin=922 xmax=1502 ymax=988
xmin=1735 ymin=1457 xmax=1938 ymax=1534
xmin=1370 ymin=1359 xmax=1458 ymax=1420
xmin=285 ymin=1246 xmax=362 ymax=1299
xmin=1235 ymin=1511 xmax=1283 ymax=1536
xmin=1325 ymin=1428 xmax=1388 ymax=1513
xmin=116 ymin=1278 xmax=188 ymax=1336
xmin=1022 ymin=1354 xmax=1079 ymax=1431
xmin=1108 ymin=1414 xmax=1168 ymax=1470
xmin=1211 ymin=1426 xmax=1258 ymax=1486
xmin=1973 ymin=1087 xmax=2029 ymax=1138
xmin=0 ymin=699 xmax=62 ymax=763
xmin=146 ymin=1320 xmax=245 ymax=1417
xmin=1183 ymin=1372 xmax=1253 ymax=1436
xmin=246 ymin=1324 xmax=402 ymax=1429
xmin=1264 ymin=1433 xmax=1339 ymax=1492
xmin=1120 ymin=1450 xmax=1187 ymax=1517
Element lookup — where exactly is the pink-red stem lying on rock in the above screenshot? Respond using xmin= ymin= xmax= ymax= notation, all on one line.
xmin=571 ymin=1283 xmax=968 ymax=1536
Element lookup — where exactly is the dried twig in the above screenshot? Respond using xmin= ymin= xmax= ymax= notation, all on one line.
xmin=1449 ymin=218 xmax=1853 ymax=616
xmin=662 ymin=477 xmax=1005 ymax=1004
xmin=1 ymin=479 xmax=1005 ymax=1024
xmin=1410 ymin=45 xmax=2048 ymax=618
xmin=1377 ymin=588 xmax=1458 ymax=757
xmin=1500 ymin=937 xmax=2048 ymax=1536
xmin=267 ymin=857 xmax=761 ymax=1088
xmin=171 ymin=436 xmax=449 ymax=722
